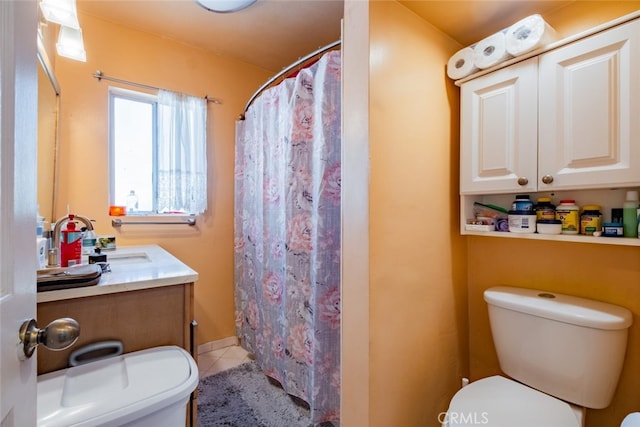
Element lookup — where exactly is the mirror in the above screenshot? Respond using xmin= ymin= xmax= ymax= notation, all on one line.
xmin=37 ymin=35 xmax=60 ymax=225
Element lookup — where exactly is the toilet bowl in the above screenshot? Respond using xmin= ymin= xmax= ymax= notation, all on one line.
xmin=37 ymin=345 xmax=198 ymax=427
xmin=443 ymin=286 xmax=632 ymax=427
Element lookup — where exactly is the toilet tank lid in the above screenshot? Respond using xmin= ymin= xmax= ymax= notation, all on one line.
xmin=484 ymin=286 xmax=632 ymax=330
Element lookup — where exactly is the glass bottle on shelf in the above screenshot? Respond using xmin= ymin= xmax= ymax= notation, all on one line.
xmin=126 ymin=190 xmax=139 ymax=213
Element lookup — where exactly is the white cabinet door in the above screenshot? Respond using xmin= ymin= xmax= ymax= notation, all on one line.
xmin=460 ymin=57 xmax=538 ymax=194
xmin=0 ymin=1 xmax=38 ymax=426
xmin=539 ymin=19 xmax=640 ymax=190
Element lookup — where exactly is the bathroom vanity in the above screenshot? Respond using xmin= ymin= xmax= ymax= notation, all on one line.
xmin=36 ymin=245 xmax=198 ymax=423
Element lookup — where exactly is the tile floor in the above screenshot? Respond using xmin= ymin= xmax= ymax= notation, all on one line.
xmin=198 ymin=345 xmax=252 ymax=379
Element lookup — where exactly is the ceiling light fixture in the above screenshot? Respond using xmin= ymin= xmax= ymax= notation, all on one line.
xmin=56 ymin=25 xmax=86 ymax=62
xmin=39 ymin=0 xmax=80 ymax=28
xmin=194 ymin=0 xmax=257 ymax=13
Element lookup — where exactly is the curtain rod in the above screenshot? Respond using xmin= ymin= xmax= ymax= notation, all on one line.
xmin=240 ymin=40 xmax=341 ymax=119
xmin=92 ymin=70 xmax=222 ymax=104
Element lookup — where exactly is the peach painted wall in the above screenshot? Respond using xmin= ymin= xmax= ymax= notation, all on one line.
xmin=468 ymin=239 xmax=640 ymax=427
xmin=53 ymin=12 xmax=272 ymax=346
xmin=367 ymin=2 xmax=468 ymax=425
xmin=466 ymin=3 xmax=640 ymax=427
xmin=341 ymin=1 xmax=372 ymax=425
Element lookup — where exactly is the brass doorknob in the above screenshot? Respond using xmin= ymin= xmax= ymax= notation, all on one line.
xmin=517 ymin=176 xmax=529 ymax=186
xmin=541 ymin=175 xmax=554 ymax=184
xmin=19 ymin=318 xmax=80 ymax=359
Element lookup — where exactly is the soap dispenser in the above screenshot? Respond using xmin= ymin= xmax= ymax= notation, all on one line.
xmin=36 ymin=211 xmax=47 ymax=269
xmin=81 ymin=227 xmax=97 ymax=255
xmin=60 ymin=217 xmax=83 ymax=267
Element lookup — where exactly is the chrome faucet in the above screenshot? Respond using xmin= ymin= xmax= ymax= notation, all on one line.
xmin=48 ymin=214 xmax=94 ymax=268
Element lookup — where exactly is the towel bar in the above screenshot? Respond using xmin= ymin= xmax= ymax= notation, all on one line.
xmin=111 ymin=217 xmax=196 ymax=227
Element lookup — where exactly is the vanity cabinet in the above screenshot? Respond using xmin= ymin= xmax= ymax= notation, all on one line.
xmin=37 ymin=282 xmax=197 ymax=425
xmin=459 ymin=15 xmax=640 ymax=246
xmin=36 ymin=282 xmax=195 ymax=375
xmin=461 ymin=18 xmax=640 ymax=195
xmin=35 ymin=245 xmax=199 ymax=425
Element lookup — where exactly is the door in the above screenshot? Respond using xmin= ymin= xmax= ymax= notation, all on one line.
xmin=539 ymin=18 xmax=640 ymax=190
xmin=0 ymin=1 xmax=38 ymax=426
xmin=460 ymin=57 xmax=539 ymax=194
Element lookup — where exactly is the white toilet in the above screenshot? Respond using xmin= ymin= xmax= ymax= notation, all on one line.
xmin=38 ymin=346 xmax=198 ymax=427
xmin=443 ymin=286 xmax=633 ymax=427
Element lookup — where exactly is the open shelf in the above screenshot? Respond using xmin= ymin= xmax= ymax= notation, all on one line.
xmin=461 ymin=188 xmax=640 ymax=247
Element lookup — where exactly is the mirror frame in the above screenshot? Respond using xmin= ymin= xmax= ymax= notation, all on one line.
xmin=37 ymin=34 xmax=60 ymax=224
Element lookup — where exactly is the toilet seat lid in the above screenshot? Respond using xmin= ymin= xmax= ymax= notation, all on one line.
xmin=446 ymin=376 xmax=580 ymax=427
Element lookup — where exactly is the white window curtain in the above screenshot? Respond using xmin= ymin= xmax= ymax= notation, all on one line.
xmin=157 ymin=89 xmax=207 ymax=214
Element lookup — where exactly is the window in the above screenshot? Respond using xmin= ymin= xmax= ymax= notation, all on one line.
xmin=109 ymin=87 xmax=208 ymax=215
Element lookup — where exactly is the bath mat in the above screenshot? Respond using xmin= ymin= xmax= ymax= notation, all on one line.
xmin=198 ymin=361 xmax=335 ymax=427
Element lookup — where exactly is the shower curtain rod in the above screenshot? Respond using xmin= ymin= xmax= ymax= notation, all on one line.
xmin=92 ymin=70 xmax=222 ymax=104
xmin=240 ymin=39 xmax=341 ymax=119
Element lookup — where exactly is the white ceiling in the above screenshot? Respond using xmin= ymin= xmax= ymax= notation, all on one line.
xmin=77 ymin=0 xmax=575 ymax=73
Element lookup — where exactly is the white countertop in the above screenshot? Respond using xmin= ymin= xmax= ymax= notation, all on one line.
xmin=37 ymin=245 xmax=198 ymax=303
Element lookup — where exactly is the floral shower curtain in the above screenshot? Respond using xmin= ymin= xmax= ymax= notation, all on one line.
xmin=234 ymin=50 xmax=341 ymax=424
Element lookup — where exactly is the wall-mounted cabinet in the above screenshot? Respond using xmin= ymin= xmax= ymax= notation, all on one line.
xmin=538 ymin=19 xmax=640 ymax=191
xmin=459 ymin=15 xmax=640 ymax=247
xmin=460 ymin=57 xmax=538 ymax=194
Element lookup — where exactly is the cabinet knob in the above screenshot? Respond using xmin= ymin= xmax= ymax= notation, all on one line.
xmin=541 ymin=175 xmax=554 ymax=184
xmin=517 ymin=177 xmax=529 ymax=186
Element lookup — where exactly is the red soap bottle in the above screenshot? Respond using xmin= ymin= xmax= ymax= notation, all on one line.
xmin=60 ymin=217 xmax=82 ymax=267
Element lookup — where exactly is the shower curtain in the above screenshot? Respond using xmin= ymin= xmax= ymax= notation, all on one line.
xmin=234 ymin=50 xmax=341 ymax=424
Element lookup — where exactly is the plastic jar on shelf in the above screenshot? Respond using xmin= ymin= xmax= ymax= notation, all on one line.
xmin=534 ymin=197 xmax=555 ymax=221
xmin=508 ymin=210 xmax=537 ymax=233
xmin=511 ymin=194 xmax=534 ymax=212
xmin=580 ymin=205 xmax=602 ymax=236
xmin=555 ymin=199 xmax=580 ymax=235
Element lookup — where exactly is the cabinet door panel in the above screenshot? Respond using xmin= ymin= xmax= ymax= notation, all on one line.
xmin=36 ymin=285 xmax=190 ymax=375
xmin=539 ymin=19 xmax=640 ymax=190
xmin=461 ymin=58 xmax=538 ymax=194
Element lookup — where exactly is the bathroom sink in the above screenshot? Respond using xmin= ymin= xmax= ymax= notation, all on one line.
xmin=105 ymin=252 xmax=151 ymax=265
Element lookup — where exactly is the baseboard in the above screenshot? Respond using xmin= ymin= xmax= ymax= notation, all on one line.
xmin=198 ymin=336 xmax=239 ymax=355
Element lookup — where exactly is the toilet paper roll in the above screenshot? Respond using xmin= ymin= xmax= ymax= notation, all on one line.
xmin=447 ymin=46 xmax=478 ymax=80
xmin=506 ymin=14 xmax=557 ymax=56
xmin=473 ymin=32 xmax=511 ymax=69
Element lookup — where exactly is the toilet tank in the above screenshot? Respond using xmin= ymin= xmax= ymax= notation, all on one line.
xmin=484 ymin=286 xmax=632 ymax=409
